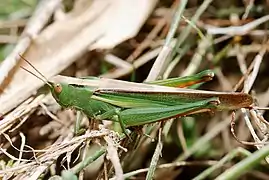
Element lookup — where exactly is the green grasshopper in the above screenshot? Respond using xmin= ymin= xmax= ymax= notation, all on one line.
xmin=21 ymin=57 xmax=253 ymax=136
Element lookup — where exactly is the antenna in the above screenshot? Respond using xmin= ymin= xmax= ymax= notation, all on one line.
xmin=19 ymin=54 xmax=49 ymax=82
xmin=19 ymin=54 xmax=52 ymax=88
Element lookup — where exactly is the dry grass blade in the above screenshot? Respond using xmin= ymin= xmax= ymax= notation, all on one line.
xmin=0 ymin=129 xmax=109 ymax=179
xmin=0 ymin=0 xmax=61 ymax=91
xmin=104 ymin=135 xmax=123 ymax=180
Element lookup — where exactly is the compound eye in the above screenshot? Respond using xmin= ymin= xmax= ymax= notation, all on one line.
xmin=54 ymin=84 xmax=62 ymax=93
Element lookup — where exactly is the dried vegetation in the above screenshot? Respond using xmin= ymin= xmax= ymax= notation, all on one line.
xmin=1 ymin=0 xmax=269 ymax=179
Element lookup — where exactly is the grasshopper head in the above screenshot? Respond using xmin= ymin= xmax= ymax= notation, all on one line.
xmin=49 ymin=82 xmax=89 ymax=109
xmin=49 ymin=82 xmax=71 ymax=107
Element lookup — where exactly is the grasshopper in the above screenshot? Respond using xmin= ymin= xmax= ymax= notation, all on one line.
xmin=20 ymin=56 xmax=253 ymax=136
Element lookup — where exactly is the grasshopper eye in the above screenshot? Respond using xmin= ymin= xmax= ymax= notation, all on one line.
xmin=54 ymin=84 xmax=62 ymax=93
